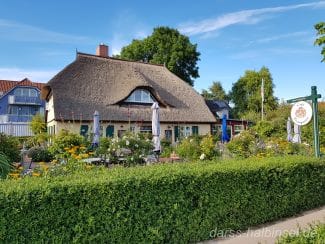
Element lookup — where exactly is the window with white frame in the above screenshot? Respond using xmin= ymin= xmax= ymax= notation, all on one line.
xmin=125 ymin=89 xmax=156 ymax=103
xmin=234 ymin=125 xmax=244 ymax=135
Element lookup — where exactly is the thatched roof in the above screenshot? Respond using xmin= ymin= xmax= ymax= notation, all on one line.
xmin=42 ymin=53 xmax=216 ymax=123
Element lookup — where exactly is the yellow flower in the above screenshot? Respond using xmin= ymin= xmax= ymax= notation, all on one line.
xmin=85 ymin=165 xmax=93 ymax=170
xmin=9 ymin=173 xmax=20 ymax=178
xmin=74 ymin=155 xmax=82 ymax=160
xmin=41 ymin=165 xmax=49 ymax=170
xmin=32 ymin=172 xmax=41 ymax=177
xmin=80 ymin=153 xmax=89 ymax=159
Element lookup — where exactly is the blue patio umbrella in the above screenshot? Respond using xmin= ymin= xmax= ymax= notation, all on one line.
xmin=92 ymin=110 xmax=100 ymax=148
xmin=221 ymin=114 xmax=230 ymax=143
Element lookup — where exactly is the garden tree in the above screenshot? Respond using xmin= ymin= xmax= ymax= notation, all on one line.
xmin=0 ymin=133 xmax=20 ymax=162
xmin=229 ymin=66 xmax=278 ymax=117
xmin=29 ymin=114 xmax=47 ymax=146
xmin=118 ymin=26 xmax=200 ymax=86
xmin=201 ymin=81 xmax=229 ymax=101
xmin=314 ymin=22 xmax=325 ymax=62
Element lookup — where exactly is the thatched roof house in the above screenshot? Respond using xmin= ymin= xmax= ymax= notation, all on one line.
xmin=42 ymin=44 xmax=216 ymax=141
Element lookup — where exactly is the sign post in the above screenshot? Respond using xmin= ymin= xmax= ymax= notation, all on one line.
xmin=287 ymin=86 xmax=322 ymax=158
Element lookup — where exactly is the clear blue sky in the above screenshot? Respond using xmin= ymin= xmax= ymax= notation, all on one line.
xmin=0 ymin=0 xmax=324 ymax=101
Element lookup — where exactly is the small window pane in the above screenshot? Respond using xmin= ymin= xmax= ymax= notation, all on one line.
xmin=142 ymin=90 xmax=150 ymax=102
xmin=14 ymin=88 xmax=22 ymax=96
xmin=30 ymin=89 xmax=37 ymax=97
xmin=125 ymin=89 xmax=156 ymax=103
xmin=22 ymin=89 xmax=29 ymax=96
xmin=134 ymin=90 xmax=141 ymax=102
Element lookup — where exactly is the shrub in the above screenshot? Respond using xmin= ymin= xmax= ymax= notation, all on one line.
xmin=160 ymin=138 xmax=173 ymax=158
xmin=176 ymin=136 xmax=201 ymax=160
xmin=265 ymin=138 xmax=312 ymax=157
xmin=0 ymin=156 xmax=324 ymax=243
xmin=0 ymin=133 xmax=20 ymax=163
xmin=104 ymin=132 xmax=153 ymax=166
xmin=49 ymin=130 xmax=88 ymax=160
xmin=226 ymin=129 xmax=263 ymax=158
xmin=27 ymin=147 xmax=54 ymax=162
xmin=200 ymin=134 xmax=218 ymax=160
xmin=254 ymin=120 xmax=277 ymax=138
xmin=0 ymin=153 xmax=12 ymax=179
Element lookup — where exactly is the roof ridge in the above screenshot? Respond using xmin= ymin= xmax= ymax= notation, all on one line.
xmin=77 ymin=52 xmax=165 ymax=67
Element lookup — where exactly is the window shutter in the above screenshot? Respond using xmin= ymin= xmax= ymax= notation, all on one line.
xmin=80 ymin=125 xmax=88 ymax=136
xmin=192 ymin=126 xmax=199 ymax=135
xmin=174 ymin=126 xmax=179 ymax=142
xmin=106 ymin=125 xmax=114 ymax=137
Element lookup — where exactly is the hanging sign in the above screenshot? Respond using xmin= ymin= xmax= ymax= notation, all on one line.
xmin=290 ymin=101 xmax=312 ymax=126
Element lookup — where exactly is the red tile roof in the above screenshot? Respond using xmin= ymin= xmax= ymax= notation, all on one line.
xmin=0 ymin=78 xmax=44 ymax=94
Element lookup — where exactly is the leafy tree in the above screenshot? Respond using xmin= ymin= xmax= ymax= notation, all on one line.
xmin=0 ymin=153 xmax=12 ymax=179
xmin=0 ymin=133 xmax=20 ymax=162
xmin=29 ymin=114 xmax=47 ymax=146
xmin=118 ymin=26 xmax=200 ymax=86
xmin=229 ymin=66 xmax=278 ymax=117
xmin=201 ymin=81 xmax=229 ymax=101
xmin=314 ymin=22 xmax=325 ymax=62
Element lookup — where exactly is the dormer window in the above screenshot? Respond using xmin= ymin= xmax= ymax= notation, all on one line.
xmin=14 ymin=88 xmax=38 ymax=97
xmin=125 ymin=89 xmax=156 ymax=103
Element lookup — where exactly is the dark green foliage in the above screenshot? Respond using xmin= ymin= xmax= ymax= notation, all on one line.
xmin=201 ymin=81 xmax=229 ymax=101
xmin=0 ymin=156 xmax=324 ymax=243
xmin=27 ymin=147 xmax=54 ymax=162
xmin=277 ymin=223 xmax=325 ymax=243
xmin=119 ymin=26 xmax=200 ymax=86
xmin=229 ymin=66 xmax=278 ymax=117
xmin=0 ymin=133 xmax=20 ymax=162
xmin=314 ymin=22 xmax=325 ymax=62
xmin=0 ymin=153 xmax=12 ymax=179
xmin=254 ymin=120 xmax=278 ymax=138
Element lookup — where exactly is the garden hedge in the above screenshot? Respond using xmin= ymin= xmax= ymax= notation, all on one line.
xmin=0 ymin=156 xmax=324 ymax=243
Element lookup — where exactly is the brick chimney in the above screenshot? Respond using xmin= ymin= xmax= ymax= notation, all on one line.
xmin=96 ymin=43 xmax=109 ymax=57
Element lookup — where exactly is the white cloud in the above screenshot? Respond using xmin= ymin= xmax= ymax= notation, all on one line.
xmin=246 ymin=31 xmax=310 ymax=46
xmin=0 ymin=19 xmax=94 ymax=44
xmin=178 ymin=1 xmax=325 ymax=36
xmin=229 ymin=47 xmax=313 ymax=60
xmin=0 ymin=67 xmax=57 ymax=82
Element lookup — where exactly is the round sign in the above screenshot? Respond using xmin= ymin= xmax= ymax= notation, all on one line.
xmin=290 ymin=101 xmax=313 ymax=126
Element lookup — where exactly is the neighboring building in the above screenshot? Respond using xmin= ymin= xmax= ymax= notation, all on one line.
xmin=0 ymin=78 xmax=45 ymax=136
xmin=42 ymin=44 xmax=217 ymax=142
xmin=205 ymin=100 xmax=231 ymax=119
xmin=205 ymin=99 xmax=249 ymax=138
